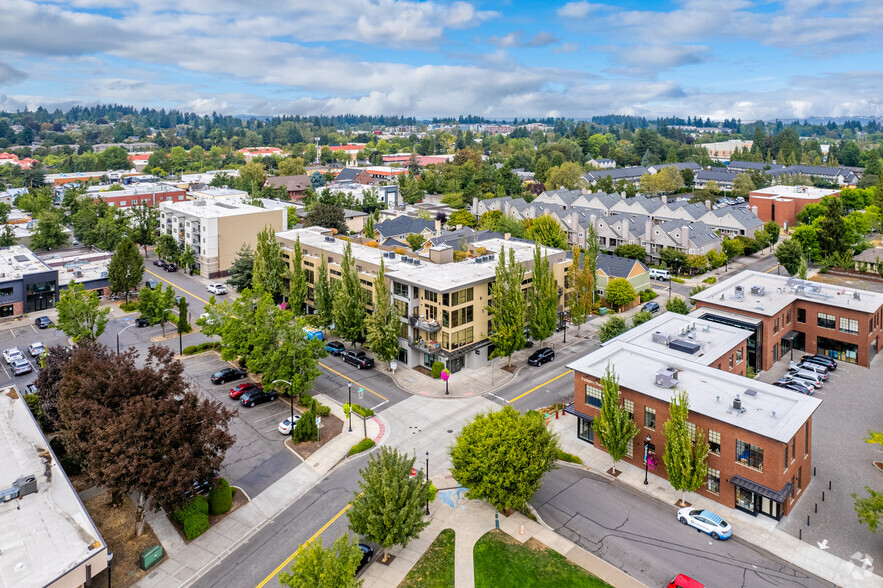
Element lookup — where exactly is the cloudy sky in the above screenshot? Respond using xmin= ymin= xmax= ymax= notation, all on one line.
xmin=0 ymin=0 xmax=880 ymax=120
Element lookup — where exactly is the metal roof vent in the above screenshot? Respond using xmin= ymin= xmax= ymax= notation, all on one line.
xmin=655 ymin=367 xmax=678 ymax=388
xmin=733 ymin=285 xmax=744 ymax=300
xmin=750 ymin=285 xmax=765 ymax=296
xmin=732 ymin=395 xmax=746 ymax=413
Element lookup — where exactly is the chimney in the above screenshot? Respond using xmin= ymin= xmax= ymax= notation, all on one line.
xmin=435 ymin=219 xmax=441 ymax=235
xmin=644 ymin=220 xmax=653 ymax=241
xmin=751 ymin=205 xmax=759 ymax=217
xmin=680 ymin=225 xmax=689 ymax=248
xmin=473 ymin=196 xmax=479 ymax=211
xmin=456 ymin=224 xmax=462 ymax=230
xmin=705 ymin=199 xmax=712 ymax=210
xmin=661 ymin=194 xmax=668 ymax=204
xmin=504 ymin=233 xmax=511 ymax=240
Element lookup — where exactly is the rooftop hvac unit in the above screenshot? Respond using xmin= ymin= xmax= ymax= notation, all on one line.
xmin=750 ymin=285 xmax=765 ymax=296
xmin=854 ymin=291 xmax=861 ymax=300
xmin=400 ymin=255 xmax=408 ymax=261
xmin=100 ymin=271 xmax=108 ymax=279
xmin=651 ymin=331 xmax=670 ymax=345
xmin=669 ymin=338 xmax=700 ymax=354
xmin=787 ymin=277 xmax=803 ymax=288
xmin=324 ymin=236 xmax=335 ymax=242
xmin=488 ymin=254 xmax=495 ymax=261
xmin=413 ymin=260 xmax=420 ymax=266
xmin=74 ymin=270 xmax=83 ymax=278
xmin=733 ymin=285 xmax=744 ymax=300
xmin=655 ymin=367 xmax=678 ymax=388
xmin=807 ymin=283 xmax=822 ymax=293
xmin=732 ymin=395 xmax=746 ymax=413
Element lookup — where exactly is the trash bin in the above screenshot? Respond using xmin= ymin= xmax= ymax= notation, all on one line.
xmin=139 ymin=545 xmax=163 ymax=571
xmin=599 ymin=307 xmax=609 ymax=315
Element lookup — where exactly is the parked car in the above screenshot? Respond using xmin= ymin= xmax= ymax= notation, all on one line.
xmin=326 ymin=341 xmax=346 ymax=356
xmin=207 ymin=283 xmax=227 ymax=295
xmin=164 ymin=262 xmax=177 ymax=272
xmin=773 ymin=380 xmax=814 ymax=395
xmin=667 ymin=574 xmax=705 ymax=588
xmin=677 ymin=507 xmax=731 ymax=540
xmin=240 ymin=387 xmax=278 ymax=407
xmin=12 ymin=358 xmax=32 ymax=376
xmin=229 ymin=382 xmax=260 ymax=399
xmin=153 ymin=259 xmax=166 ymax=267
xmin=278 ymin=415 xmax=301 ymax=435
xmin=356 ymin=543 xmax=374 ymax=577
xmin=642 ymin=301 xmax=660 ymax=313
xmin=786 ymin=367 xmax=824 ymax=387
xmin=145 ymin=280 xmax=159 ymax=290
xmin=192 ymin=471 xmax=220 ymax=496
xmin=27 ymin=342 xmax=45 ymax=357
xmin=302 ymin=326 xmax=324 ymax=340
xmin=777 ymin=375 xmax=815 ymax=393
xmin=793 ymin=360 xmax=828 ymax=379
xmin=34 ymin=316 xmax=52 ymax=329
xmin=801 ymin=354 xmax=837 ymax=371
xmin=135 ymin=317 xmax=149 ymax=327
xmin=527 ymin=347 xmax=555 ymax=366
xmin=342 ymin=350 xmax=375 ymax=369
xmin=3 ymin=348 xmax=23 ymax=364
xmin=211 ymin=367 xmax=247 ymax=384
xmin=24 ymin=383 xmax=38 ymax=395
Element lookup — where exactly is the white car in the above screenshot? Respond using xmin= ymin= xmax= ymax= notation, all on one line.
xmin=27 ymin=342 xmax=45 ymax=357
xmin=207 ymin=283 xmax=227 ymax=295
xmin=3 ymin=347 xmax=23 ymax=364
xmin=199 ymin=313 xmax=217 ymax=326
xmin=278 ymin=415 xmax=301 ymax=435
xmin=677 ymin=507 xmax=732 ymax=540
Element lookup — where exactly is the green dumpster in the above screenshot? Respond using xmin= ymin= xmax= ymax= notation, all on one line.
xmin=598 ymin=307 xmax=609 ymax=315
xmin=139 ymin=545 xmax=163 ymax=571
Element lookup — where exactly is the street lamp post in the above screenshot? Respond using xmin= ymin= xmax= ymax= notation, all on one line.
xmin=116 ymin=323 xmax=136 ymax=355
xmin=272 ymin=379 xmax=296 ymax=441
xmin=160 ymin=307 xmax=175 ymax=338
xmin=643 ymin=435 xmax=651 ymax=485
xmin=347 ymin=382 xmax=353 ymax=433
xmin=107 ymin=551 xmax=114 ymax=588
xmin=425 ymin=451 xmax=430 ymax=515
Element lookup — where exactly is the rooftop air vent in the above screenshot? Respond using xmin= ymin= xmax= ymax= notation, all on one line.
xmin=854 ymin=291 xmax=861 ymax=300
xmin=733 ymin=285 xmax=744 ymax=300
xmin=400 ymin=255 xmax=408 ymax=261
xmin=669 ymin=339 xmax=700 ymax=354
xmin=651 ymin=331 xmax=670 ymax=345
xmin=732 ymin=395 xmax=746 ymax=413
xmin=324 ymin=236 xmax=335 ymax=242
xmin=744 ymin=389 xmax=758 ymax=397
xmin=655 ymin=367 xmax=679 ymax=388
xmin=750 ymin=285 xmax=765 ymax=296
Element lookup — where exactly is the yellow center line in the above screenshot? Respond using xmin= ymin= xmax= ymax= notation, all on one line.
xmin=144 ymin=268 xmax=210 ymax=305
xmin=764 ymin=264 xmax=781 ymax=274
xmin=508 ymin=369 xmax=574 ymax=403
xmin=318 ymin=362 xmax=388 ymax=401
xmin=256 ymin=499 xmax=356 ymax=588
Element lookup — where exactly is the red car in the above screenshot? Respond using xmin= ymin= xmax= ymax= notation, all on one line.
xmin=229 ymin=382 xmax=260 ymax=399
xmin=667 ymin=575 xmax=704 ymax=588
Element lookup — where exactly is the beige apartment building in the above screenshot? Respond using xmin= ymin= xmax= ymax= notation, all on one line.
xmin=276 ymin=227 xmax=572 ymax=373
xmin=159 ymin=199 xmax=285 ymax=278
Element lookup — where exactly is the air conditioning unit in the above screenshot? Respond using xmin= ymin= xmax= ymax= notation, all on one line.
xmin=655 ymin=367 xmax=678 ymax=388
xmin=733 ymin=285 xmax=744 ymax=300
xmin=750 ymin=285 xmax=765 ymax=296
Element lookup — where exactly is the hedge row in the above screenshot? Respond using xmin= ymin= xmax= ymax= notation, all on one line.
xmin=298 ymin=393 xmax=331 ymax=417
xmin=348 ymin=438 xmax=376 ymax=456
xmin=344 ymin=403 xmax=375 ymax=418
xmin=174 ymin=495 xmax=210 ymax=541
xmin=182 ymin=341 xmax=223 ymax=355
xmin=556 ymin=449 xmax=583 ymax=464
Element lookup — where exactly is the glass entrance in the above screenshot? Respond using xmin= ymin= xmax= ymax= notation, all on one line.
xmin=735 ymin=487 xmax=756 ymax=513
xmin=449 ymin=355 xmax=465 ymax=374
xmin=577 ymin=418 xmax=594 ymax=444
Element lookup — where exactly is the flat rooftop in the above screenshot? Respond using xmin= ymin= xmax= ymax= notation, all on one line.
xmin=604 ymin=313 xmax=751 ymax=366
xmin=691 ymin=270 xmax=883 ymax=315
xmin=38 ymin=250 xmax=111 ymax=288
xmin=160 ymin=198 xmax=274 ymax=219
xmin=567 ymin=341 xmax=821 ymax=443
xmin=0 ymin=386 xmax=106 ymax=587
xmin=750 ymin=185 xmax=840 ymax=199
xmin=0 ymin=245 xmax=53 ymax=280
xmin=189 ymin=188 xmax=248 ymax=198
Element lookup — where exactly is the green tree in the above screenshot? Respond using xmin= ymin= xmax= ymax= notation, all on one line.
xmin=450 ymin=406 xmax=558 ymax=512
xmin=278 ymin=157 xmax=306 ymax=177
xmin=177 ymin=295 xmax=189 ymax=335
xmin=130 ymin=202 xmax=158 ymax=256
xmin=613 ymin=244 xmax=646 ymax=260
xmin=31 ymin=209 xmax=69 ymax=250
xmin=663 ymin=389 xmax=710 ymax=505
xmin=405 ymin=233 xmax=426 ymax=251
xmin=544 ymin=161 xmax=584 ymax=190
xmin=314 ymin=254 xmax=334 ymax=328
xmin=790 ymin=225 xmax=819 ymax=258
xmin=364 ymin=215 xmax=375 ymax=239
xmin=568 ymin=246 xmax=594 ymax=337
xmin=665 ymin=296 xmax=689 ymax=314
xmin=304 ymin=204 xmax=348 ymax=234
xmin=593 ymin=364 xmax=639 ymax=475
xmin=100 ymin=145 xmax=130 ymax=170
xmin=169 ymin=146 xmax=189 ymax=172
xmin=775 ymin=239 xmax=805 ymax=276
xmin=598 ymin=316 xmax=628 ymax=343
xmin=448 ymin=209 xmax=476 ymax=228
xmin=527 ymin=244 xmax=557 ymax=344
xmin=348 ymin=447 xmax=431 ymax=562
xmin=263 ymin=317 xmax=326 ymax=400
xmin=721 ymin=238 xmax=744 ymax=261
xmin=526 ymin=214 xmax=567 ymax=249
xmin=798 ymin=257 xmax=808 ymax=280
xmin=0 ymin=225 xmax=16 ymax=247
xmin=685 ymin=254 xmax=708 ymax=274
xmin=488 ymin=247 xmax=527 ymax=367
xmin=252 ymin=226 xmax=287 ymax=302
xmin=764 ymin=220 xmax=780 ymax=245
xmin=239 ymin=161 xmax=267 ymax=196
xmin=227 ymin=243 xmax=254 ymax=292
xmin=815 ymin=196 xmax=848 ymax=255
xmin=16 ymin=188 xmax=54 ymax=216
xmin=332 ymin=242 xmax=368 ymax=347
xmin=365 ymin=260 xmax=400 ymax=365
xmin=632 ymin=310 xmax=653 ymax=327
xmin=732 ymin=173 xmax=756 ymax=198
xmin=852 ymin=430 xmax=883 ymax=533
xmin=107 ymin=237 xmax=144 ymax=304
xmin=278 ymin=534 xmax=364 ymax=588
xmin=56 ymin=282 xmax=110 ymax=342
xmin=659 ymin=247 xmax=688 ymax=270
xmin=605 ymin=278 xmax=636 ymax=310
xmin=288 ymin=237 xmax=307 ymax=315
xmin=155 ymin=233 xmax=179 ymax=263
xmin=138 ymin=282 xmax=177 ymax=326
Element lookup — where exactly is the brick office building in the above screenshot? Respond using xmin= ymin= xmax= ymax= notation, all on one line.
xmin=748 ymin=185 xmax=839 ymax=228
xmin=692 ymin=271 xmax=883 ymax=370
xmin=566 ymin=333 xmax=821 ymax=520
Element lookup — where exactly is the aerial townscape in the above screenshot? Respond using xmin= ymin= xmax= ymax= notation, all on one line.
xmin=1 ymin=2 xmax=883 ymax=588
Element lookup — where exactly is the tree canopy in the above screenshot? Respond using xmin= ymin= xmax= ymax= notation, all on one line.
xmin=56 ymin=282 xmax=110 ymax=342
xmin=487 ymin=247 xmax=527 ymax=366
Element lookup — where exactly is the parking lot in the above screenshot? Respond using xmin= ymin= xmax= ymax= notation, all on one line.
xmin=758 ymin=355 xmax=883 ymax=568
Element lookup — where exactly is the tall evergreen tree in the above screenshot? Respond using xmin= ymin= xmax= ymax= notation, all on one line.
xmin=488 ymin=247 xmax=526 ymax=367
xmin=107 ymin=237 xmax=144 ymax=304
xmin=527 ymin=244 xmax=557 ymax=344
xmin=365 ymin=215 xmax=375 ymax=239
xmin=568 ymin=246 xmax=593 ymax=336
xmin=592 ymin=364 xmax=639 ymax=474
xmin=288 ymin=237 xmax=307 ymax=315
xmin=663 ymin=389 xmax=710 ymax=504
xmin=226 ymin=243 xmax=254 ymax=292
xmin=314 ymin=254 xmax=334 ymax=328
xmin=365 ymin=260 xmax=400 ymax=365
xmin=252 ymin=226 xmax=287 ymax=302
xmin=332 ymin=242 xmax=367 ymax=347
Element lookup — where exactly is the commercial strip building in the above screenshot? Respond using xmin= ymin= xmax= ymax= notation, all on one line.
xmin=1 ymin=385 xmax=108 ymax=587
xmin=566 ymin=313 xmax=821 ymax=520
xmin=159 ymin=199 xmax=285 ymax=278
xmin=748 ymin=185 xmax=841 ymax=228
xmin=691 ymin=271 xmax=883 ymax=369
xmin=276 ymin=226 xmax=571 ymax=373
xmin=82 ymin=184 xmax=187 ymax=209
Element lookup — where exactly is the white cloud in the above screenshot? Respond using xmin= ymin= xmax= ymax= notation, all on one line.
xmin=489 ymin=31 xmax=559 ymax=48
xmin=608 ymin=44 xmax=713 ymax=76
xmin=0 ymin=63 xmax=27 ymax=86
xmin=557 ymin=1 xmax=608 ymax=19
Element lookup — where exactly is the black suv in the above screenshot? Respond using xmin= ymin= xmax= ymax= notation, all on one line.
xmin=343 ymin=350 xmax=375 ymax=369
xmin=164 ymin=262 xmax=177 ymax=272
xmin=211 ymin=367 xmax=248 ymax=384
xmin=240 ymin=387 xmax=278 ymax=407
xmin=642 ymin=301 xmax=660 ymax=313
xmin=800 ymin=354 xmax=837 ymax=371
xmin=528 ymin=347 xmax=555 ymax=366
xmin=34 ymin=316 xmax=52 ymax=329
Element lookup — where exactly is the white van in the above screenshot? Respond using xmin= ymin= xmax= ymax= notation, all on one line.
xmin=649 ymin=268 xmax=671 ymax=281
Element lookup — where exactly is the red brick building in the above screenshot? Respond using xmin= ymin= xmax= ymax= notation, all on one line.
xmin=748 ymin=186 xmax=839 ymax=228
xmin=89 ymin=185 xmax=187 ymax=209
xmin=566 ymin=334 xmax=821 ymax=520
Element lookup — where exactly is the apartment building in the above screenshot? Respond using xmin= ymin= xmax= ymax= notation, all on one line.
xmin=692 ymin=271 xmax=883 ymax=369
xmin=159 ymin=199 xmax=285 ymax=278
xmin=276 ymin=226 xmax=570 ymax=373
xmin=567 ymin=319 xmax=821 ymax=520
xmin=86 ymin=184 xmax=187 ymax=208
xmin=748 ymin=185 xmax=840 ymax=228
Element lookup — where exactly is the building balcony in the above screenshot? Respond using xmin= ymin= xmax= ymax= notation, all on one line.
xmin=410 ymin=338 xmax=441 ymax=353
xmin=407 ymin=315 xmax=441 ymax=333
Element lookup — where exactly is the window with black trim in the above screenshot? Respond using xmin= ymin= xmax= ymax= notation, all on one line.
xmin=817 ymin=312 xmax=835 ymax=329
xmin=707 ymin=468 xmax=720 ymax=495
xmin=644 ymin=406 xmax=656 ymax=429
xmin=709 ymin=430 xmax=721 ymax=454
xmin=797 ymin=308 xmax=806 ymax=323
xmin=585 ymin=382 xmax=602 ymax=408
xmin=736 ymin=439 xmax=763 ymax=471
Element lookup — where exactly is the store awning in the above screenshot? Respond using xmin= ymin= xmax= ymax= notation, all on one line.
xmin=564 ymin=404 xmax=594 ymax=421
xmin=730 ymin=475 xmax=793 ymax=503
xmin=782 ymin=330 xmax=800 ymax=342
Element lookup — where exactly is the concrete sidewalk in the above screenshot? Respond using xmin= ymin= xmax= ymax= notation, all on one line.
xmin=548 ymin=412 xmax=883 ymax=588
xmin=360 ymin=474 xmax=645 ymax=588
xmin=135 ymin=395 xmax=388 ymax=588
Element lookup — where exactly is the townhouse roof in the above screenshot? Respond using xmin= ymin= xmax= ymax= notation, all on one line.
xmin=266 ymin=175 xmax=310 ymax=191
xmin=686 ymin=222 xmax=721 ymax=247
xmin=726 ymin=161 xmax=785 ymax=172
xmin=375 ymin=216 xmax=436 ymax=238
xmin=585 ymin=166 xmax=648 ymax=181
xmin=428 ymin=228 xmax=505 ymax=247
xmin=695 ymin=168 xmax=739 ymax=182
xmin=650 ymin=162 xmax=701 ymax=172
xmin=706 ymin=205 xmax=764 ymax=227
xmin=334 ymin=168 xmax=365 ymax=183
xmin=595 ymin=253 xmax=647 ymax=278
xmin=778 ymin=165 xmax=845 ymax=177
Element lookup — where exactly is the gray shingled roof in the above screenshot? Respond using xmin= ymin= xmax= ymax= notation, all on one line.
xmin=695 ymin=168 xmax=739 ymax=182
xmin=334 ymin=168 xmax=364 ymax=183
xmin=585 ymin=166 xmax=648 ymax=181
xmin=726 ymin=161 xmax=784 ymax=172
xmin=375 ymin=216 xmax=436 ymax=238
xmin=688 ymin=222 xmax=720 ymax=247
xmin=651 ymin=162 xmax=701 ymax=172
xmin=596 ymin=253 xmax=647 ymax=278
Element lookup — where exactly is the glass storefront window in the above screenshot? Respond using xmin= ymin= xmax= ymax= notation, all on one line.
xmin=816 ymin=336 xmax=858 ymax=364
xmin=577 ymin=418 xmax=594 ymax=444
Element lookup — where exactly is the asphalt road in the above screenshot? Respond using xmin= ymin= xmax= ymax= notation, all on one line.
xmin=534 ymin=466 xmax=832 ymax=588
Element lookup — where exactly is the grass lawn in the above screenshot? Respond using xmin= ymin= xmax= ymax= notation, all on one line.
xmin=398 ymin=528 xmax=456 ymax=588
xmin=473 ymin=530 xmax=609 ymax=588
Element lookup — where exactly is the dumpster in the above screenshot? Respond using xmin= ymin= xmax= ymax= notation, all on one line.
xmin=139 ymin=545 xmax=163 ymax=571
xmin=598 ymin=307 xmax=609 ymax=315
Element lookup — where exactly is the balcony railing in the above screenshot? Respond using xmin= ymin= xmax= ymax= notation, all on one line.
xmin=408 ymin=315 xmax=441 ymax=333
xmin=410 ymin=338 xmax=441 ymax=353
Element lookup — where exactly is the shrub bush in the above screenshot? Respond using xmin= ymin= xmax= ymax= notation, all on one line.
xmin=182 ymin=512 xmax=210 ymax=540
xmin=315 ymin=404 xmax=331 ymax=417
xmin=298 ymin=393 xmax=318 ymax=413
xmin=431 ymin=361 xmax=444 ymax=379
xmin=671 ymin=277 xmax=685 ymax=284
xmin=556 ymin=449 xmax=583 ymax=464
xmin=24 ymin=393 xmax=51 ymax=431
xmin=292 ymin=410 xmax=318 ymax=442
xmin=453 ymin=250 xmax=470 ymax=262
xmin=209 ymin=478 xmax=233 ymax=516
xmin=702 ymin=276 xmax=717 ymax=284
xmin=599 ymin=316 xmax=629 ymax=343
xmin=50 ymin=436 xmax=82 ymax=475
xmin=394 ymin=247 xmax=407 ymax=255
xmin=348 ymin=438 xmax=376 ymax=456
xmin=365 ymin=240 xmax=379 ymax=248
xmin=639 ymin=289 xmax=657 ymax=302
xmin=427 ymin=481 xmax=438 ymax=503
xmin=174 ymin=495 xmax=209 ymax=523
xmin=120 ymin=301 xmax=138 ymax=312
xmin=182 ymin=341 xmax=223 ymax=355
xmin=631 ymin=311 xmax=653 ymax=328
xmin=666 ymin=296 xmax=689 ymax=314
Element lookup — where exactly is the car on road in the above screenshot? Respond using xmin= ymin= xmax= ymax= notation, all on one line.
xmin=3 ymin=348 xmax=23 ymax=364
xmin=342 ymin=350 xmax=374 ymax=369
xmin=642 ymin=301 xmax=660 ymax=313
xmin=667 ymin=574 xmax=705 ymax=588
xmin=34 ymin=316 xmax=52 ymax=329
xmin=135 ymin=317 xmax=149 ymax=327
xmin=153 ymin=259 xmax=166 ymax=267
xmin=773 ymin=379 xmax=814 ymax=395
xmin=27 ymin=342 xmax=45 ymax=357
xmin=207 ymin=283 xmax=227 ymax=295
xmin=163 ymin=262 xmax=177 ymax=272
xmin=12 ymin=358 xmax=32 ymax=376
xmin=229 ymin=382 xmax=260 ymax=399
xmin=800 ymin=354 xmax=837 ymax=371
xmin=677 ymin=507 xmax=731 ymax=540
xmin=24 ymin=383 xmax=38 ymax=395
xmin=278 ymin=415 xmax=301 ymax=434
xmin=325 ymin=341 xmax=345 ymax=356
xmin=527 ymin=347 xmax=555 ymax=366
xmin=145 ymin=280 xmax=159 ymax=290
xmin=211 ymin=367 xmax=247 ymax=384
xmin=239 ymin=387 xmax=278 ymax=407
xmin=356 ymin=543 xmax=374 ymax=577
